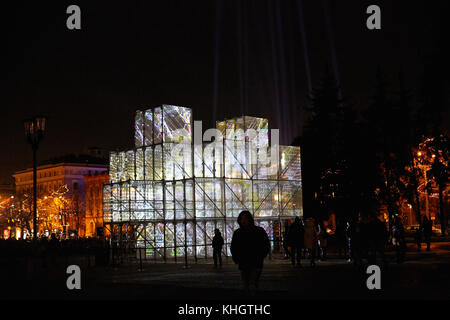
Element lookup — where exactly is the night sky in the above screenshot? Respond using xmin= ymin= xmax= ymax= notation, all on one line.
xmin=1 ymin=0 xmax=447 ymax=184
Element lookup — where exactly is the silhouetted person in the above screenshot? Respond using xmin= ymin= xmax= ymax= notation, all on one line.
xmin=212 ymin=229 xmax=224 ymax=268
xmin=366 ymin=216 xmax=388 ymax=265
xmin=48 ymin=233 xmax=59 ymax=266
xmin=415 ymin=225 xmax=422 ymax=251
xmin=304 ymin=218 xmax=318 ymax=267
xmin=359 ymin=219 xmax=370 ymax=260
xmin=231 ymin=211 xmax=270 ymax=296
xmin=282 ymin=220 xmax=290 ymax=259
xmin=287 ymin=217 xmax=305 ymax=267
xmin=392 ymin=216 xmax=406 ymax=263
xmin=423 ymin=216 xmax=432 ymax=251
xmin=282 ymin=231 xmax=290 ymax=259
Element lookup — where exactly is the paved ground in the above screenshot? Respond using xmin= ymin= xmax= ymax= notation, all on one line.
xmin=2 ymin=242 xmax=450 ymax=300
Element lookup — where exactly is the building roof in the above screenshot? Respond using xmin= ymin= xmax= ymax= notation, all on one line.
xmin=13 ymin=154 xmax=108 ymax=176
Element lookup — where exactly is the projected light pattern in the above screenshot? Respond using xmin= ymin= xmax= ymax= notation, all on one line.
xmin=103 ymin=104 xmax=302 ymax=260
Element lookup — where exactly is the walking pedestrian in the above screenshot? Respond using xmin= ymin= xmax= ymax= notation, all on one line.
xmin=414 ymin=225 xmax=422 ymax=251
xmin=212 ymin=228 xmax=224 ymax=268
xmin=287 ymin=217 xmax=305 ymax=267
xmin=392 ymin=216 xmax=406 ymax=263
xmin=282 ymin=221 xmax=290 ymax=259
xmin=304 ymin=217 xmax=318 ymax=267
xmin=231 ymin=211 xmax=270 ymax=296
xmin=423 ymin=216 xmax=432 ymax=251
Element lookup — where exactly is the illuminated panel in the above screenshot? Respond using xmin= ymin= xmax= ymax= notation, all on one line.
xmin=163 ymin=144 xmax=175 ymax=181
xmin=144 ymin=110 xmax=154 ymax=146
xmin=154 ymin=145 xmax=163 ymax=180
xmin=111 ymin=184 xmax=121 ymax=222
xmin=132 ymin=182 xmax=146 ymax=220
xmin=162 ymin=105 xmax=192 ymax=143
xmin=144 ymin=147 xmax=154 ymax=180
xmin=103 ymin=184 xmax=112 ymax=222
xmin=216 ymin=120 xmax=226 ymax=138
xmin=202 ymin=143 xmax=215 ymax=178
xmin=252 ymin=180 xmax=279 ymax=218
xmin=196 ymin=223 xmax=206 ymax=257
xmin=224 ymin=140 xmax=249 ymax=179
xmin=135 ymin=110 xmax=144 ymax=148
xmin=244 ymin=116 xmax=268 ymax=144
xmin=174 ymin=181 xmax=185 ymax=219
xmin=280 ymin=146 xmax=301 ymax=180
xmin=153 ymin=182 xmax=164 ymax=220
xmin=164 ymin=181 xmax=175 ymax=220
xmin=175 ymin=222 xmax=185 ymax=256
xmin=186 ymin=222 xmax=194 ymax=257
xmin=195 ymin=178 xmax=222 ymax=219
xmin=185 ymin=180 xmax=195 ymax=219
xmin=118 ymin=151 xmax=127 ymax=182
xmin=125 ymin=150 xmax=135 ymax=180
xmin=279 ymin=180 xmax=302 ymax=217
xmin=224 ymin=178 xmax=252 ymax=219
xmin=153 ymin=107 xmax=163 ymax=144
xmin=120 ymin=182 xmax=130 ymax=222
xmin=225 ymin=220 xmax=239 ymax=256
xmin=224 ymin=117 xmax=245 ymax=141
xmin=135 ymin=148 xmax=144 ymax=180
xmin=205 ymin=221 xmax=215 ymax=256
xmin=109 ymin=152 xmax=119 ymax=183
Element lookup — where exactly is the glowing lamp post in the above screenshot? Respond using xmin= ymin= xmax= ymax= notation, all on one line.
xmin=416 ymin=151 xmax=431 ymax=220
xmin=24 ymin=116 xmax=46 ymax=240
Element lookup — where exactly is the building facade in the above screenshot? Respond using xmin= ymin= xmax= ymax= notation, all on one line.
xmin=84 ymin=171 xmax=109 ymax=237
xmin=103 ymin=105 xmax=303 ymax=261
xmin=13 ymin=160 xmax=108 ymax=237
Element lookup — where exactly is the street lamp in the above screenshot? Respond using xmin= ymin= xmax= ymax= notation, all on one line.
xmin=24 ymin=116 xmax=46 ymax=240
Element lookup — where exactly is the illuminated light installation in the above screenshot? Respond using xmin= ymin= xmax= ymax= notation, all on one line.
xmin=103 ymin=105 xmax=302 ymax=261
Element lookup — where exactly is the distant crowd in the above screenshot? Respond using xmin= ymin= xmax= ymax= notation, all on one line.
xmin=0 ymin=211 xmax=437 ymax=296
xmin=0 ymin=234 xmax=112 ymax=266
xmin=281 ymin=214 xmax=434 ymax=267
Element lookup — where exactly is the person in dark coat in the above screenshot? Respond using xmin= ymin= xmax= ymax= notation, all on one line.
xmin=287 ymin=217 xmax=305 ymax=266
xmin=366 ymin=216 xmax=388 ymax=265
xmin=303 ymin=217 xmax=318 ymax=267
xmin=414 ymin=225 xmax=422 ymax=251
xmin=231 ymin=211 xmax=270 ymax=295
xmin=392 ymin=216 xmax=406 ymax=263
xmin=48 ymin=233 xmax=60 ymax=266
xmin=212 ymin=228 xmax=224 ymax=268
xmin=282 ymin=221 xmax=290 ymax=259
xmin=422 ymin=216 xmax=432 ymax=251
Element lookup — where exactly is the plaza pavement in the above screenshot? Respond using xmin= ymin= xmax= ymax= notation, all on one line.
xmin=4 ymin=242 xmax=449 ymax=300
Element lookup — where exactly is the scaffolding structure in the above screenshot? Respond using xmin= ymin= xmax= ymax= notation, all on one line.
xmin=103 ymin=105 xmax=302 ymax=262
